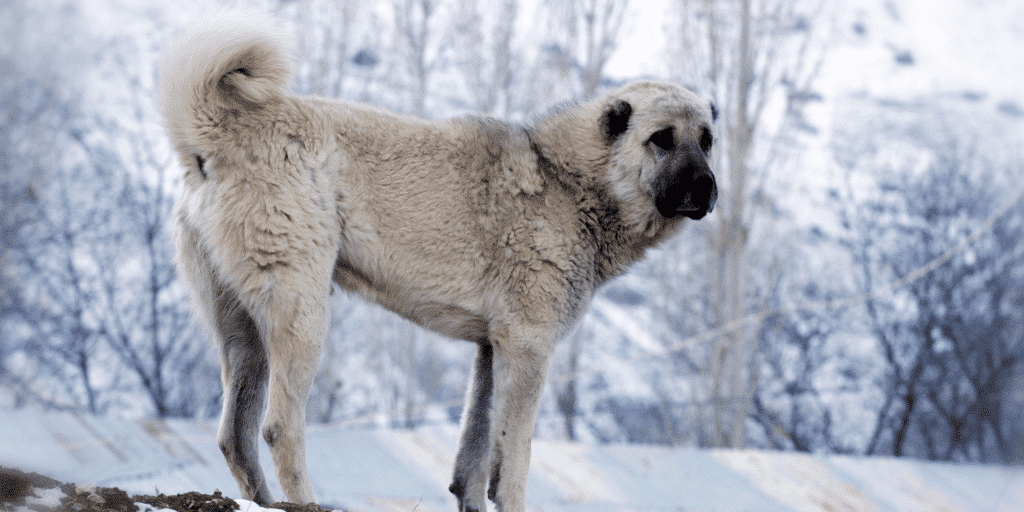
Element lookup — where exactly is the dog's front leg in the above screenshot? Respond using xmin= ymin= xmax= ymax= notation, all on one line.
xmin=451 ymin=342 xmax=495 ymax=512
xmin=487 ymin=327 xmax=556 ymax=512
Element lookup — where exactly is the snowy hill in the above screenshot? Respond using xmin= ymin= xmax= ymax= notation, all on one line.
xmin=1 ymin=408 xmax=1021 ymax=511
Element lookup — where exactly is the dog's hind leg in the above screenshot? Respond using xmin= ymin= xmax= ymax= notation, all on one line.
xmin=176 ymin=223 xmax=274 ymax=504
xmin=450 ymin=342 xmax=494 ymax=512
xmin=247 ymin=270 xmax=332 ymax=505
xmin=213 ymin=285 xmax=273 ymax=505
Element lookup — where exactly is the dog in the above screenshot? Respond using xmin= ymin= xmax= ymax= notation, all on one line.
xmin=160 ymin=12 xmax=716 ymax=512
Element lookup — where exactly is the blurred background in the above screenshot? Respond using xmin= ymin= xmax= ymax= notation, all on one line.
xmin=1 ymin=0 xmax=1023 ymax=466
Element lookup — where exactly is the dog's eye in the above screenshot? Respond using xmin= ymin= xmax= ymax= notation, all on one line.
xmin=648 ymin=128 xmax=675 ymax=152
xmin=699 ymin=127 xmax=713 ymax=153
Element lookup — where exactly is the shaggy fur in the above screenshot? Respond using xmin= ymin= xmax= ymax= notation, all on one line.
xmin=160 ymin=12 xmax=716 ymax=512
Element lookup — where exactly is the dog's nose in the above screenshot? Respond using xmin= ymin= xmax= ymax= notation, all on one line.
xmin=652 ymin=142 xmax=717 ymax=220
xmin=678 ymin=171 xmax=717 ymax=220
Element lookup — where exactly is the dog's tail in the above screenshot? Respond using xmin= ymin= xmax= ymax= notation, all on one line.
xmin=159 ymin=11 xmax=292 ymax=157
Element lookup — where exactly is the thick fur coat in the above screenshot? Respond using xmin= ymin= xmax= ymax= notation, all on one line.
xmin=160 ymin=12 xmax=716 ymax=512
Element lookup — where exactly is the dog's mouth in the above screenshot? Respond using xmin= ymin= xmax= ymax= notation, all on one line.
xmin=676 ymin=203 xmax=708 ymax=220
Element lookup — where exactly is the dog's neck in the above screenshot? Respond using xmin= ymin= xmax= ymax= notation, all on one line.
xmin=521 ymin=130 xmax=665 ymax=285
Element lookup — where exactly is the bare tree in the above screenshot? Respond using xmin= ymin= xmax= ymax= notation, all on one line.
xmin=753 ymin=301 xmax=863 ymax=454
xmin=667 ymin=0 xmax=827 ymax=448
xmin=0 ymin=0 xmax=97 ymax=408
xmin=566 ymin=0 xmax=630 ymax=98
xmin=524 ymin=0 xmax=629 ymax=110
xmin=393 ymin=0 xmax=446 ymax=116
xmin=92 ymin=32 xmax=221 ymax=418
xmin=834 ymin=107 xmax=1024 ymax=462
xmin=452 ymin=0 xmax=519 ymax=116
xmin=7 ymin=164 xmax=112 ymax=413
xmin=4 ymin=20 xmax=220 ymax=417
xmin=288 ymin=0 xmax=357 ymax=97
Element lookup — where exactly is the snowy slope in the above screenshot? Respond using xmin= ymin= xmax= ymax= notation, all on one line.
xmin=1 ymin=409 xmax=1021 ymax=511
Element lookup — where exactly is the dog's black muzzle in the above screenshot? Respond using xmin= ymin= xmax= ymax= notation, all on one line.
xmin=652 ymin=139 xmax=718 ymax=220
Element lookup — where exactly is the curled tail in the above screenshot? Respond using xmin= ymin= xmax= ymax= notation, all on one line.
xmin=159 ymin=11 xmax=292 ymax=159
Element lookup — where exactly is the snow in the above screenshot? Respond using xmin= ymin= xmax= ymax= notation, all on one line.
xmin=18 ymin=487 xmax=66 ymax=511
xmin=135 ymin=505 xmax=177 ymax=512
xmin=234 ymin=501 xmax=287 ymax=512
xmin=2 ymin=408 xmax=1022 ymax=511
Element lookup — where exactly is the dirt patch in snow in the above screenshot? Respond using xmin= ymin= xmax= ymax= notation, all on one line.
xmin=0 ymin=467 xmax=332 ymax=512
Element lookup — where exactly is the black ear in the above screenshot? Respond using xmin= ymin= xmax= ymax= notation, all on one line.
xmin=710 ymin=101 xmax=719 ymax=122
xmin=601 ymin=99 xmax=632 ymax=143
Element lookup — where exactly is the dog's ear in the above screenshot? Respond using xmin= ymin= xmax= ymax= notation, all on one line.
xmin=601 ymin=99 xmax=632 ymax=143
xmin=710 ymin=101 xmax=719 ymax=122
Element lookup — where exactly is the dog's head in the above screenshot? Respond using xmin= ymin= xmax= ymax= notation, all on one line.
xmin=600 ymin=81 xmax=718 ymax=236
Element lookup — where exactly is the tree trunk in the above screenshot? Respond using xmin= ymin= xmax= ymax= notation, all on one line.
xmin=709 ymin=0 xmax=754 ymax=449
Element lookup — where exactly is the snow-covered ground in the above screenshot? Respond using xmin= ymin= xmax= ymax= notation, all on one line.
xmin=1 ymin=408 xmax=1021 ymax=511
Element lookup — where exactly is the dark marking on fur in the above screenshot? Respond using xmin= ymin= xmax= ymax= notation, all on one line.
xmin=413 ymin=303 xmax=489 ymax=344
xmin=487 ymin=448 xmax=502 ymax=503
xmin=448 ymin=480 xmax=464 ymax=497
xmin=648 ymin=127 xmax=675 ymax=152
xmin=449 ymin=479 xmax=481 ymax=512
xmin=332 ymin=258 xmax=375 ymax=291
xmin=600 ymin=100 xmax=632 ymax=143
xmin=254 ymin=259 xmax=289 ymax=272
xmin=699 ymin=127 xmax=713 ymax=153
xmin=263 ymin=423 xmax=282 ymax=447
xmin=274 ymin=208 xmax=293 ymax=223
xmin=213 ymin=282 xmax=273 ymax=505
xmin=195 ymin=154 xmax=208 ymax=178
xmin=710 ymin=101 xmax=719 ymax=122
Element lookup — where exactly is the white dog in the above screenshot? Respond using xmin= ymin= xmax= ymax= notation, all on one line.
xmin=160 ymin=13 xmax=716 ymax=512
